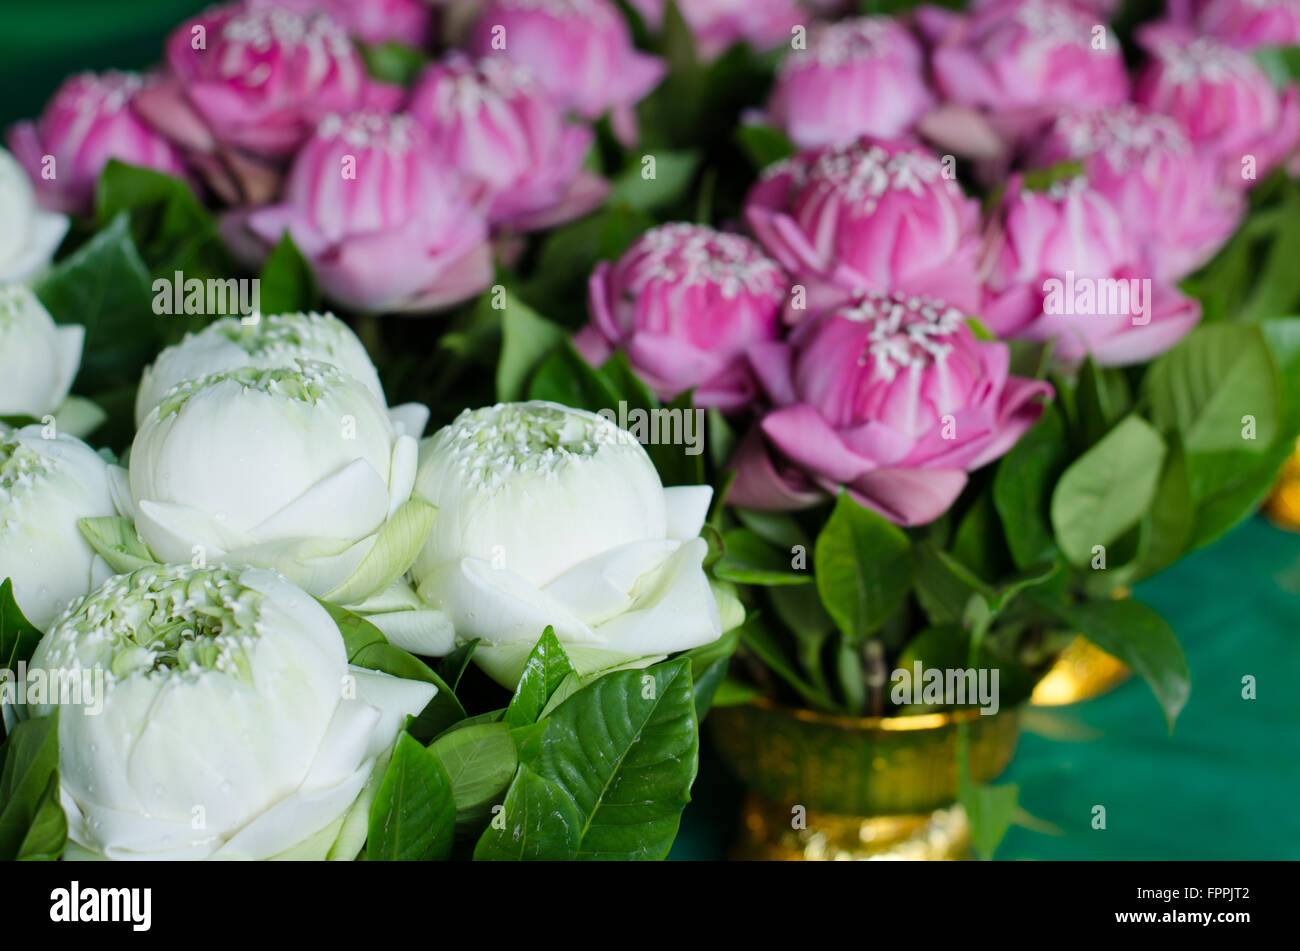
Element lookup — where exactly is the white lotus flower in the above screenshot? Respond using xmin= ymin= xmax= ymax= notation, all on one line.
xmin=22 ymin=563 xmax=437 ymax=860
xmin=120 ymin=361 xmax=431 ymax=606
xmin=0 ymin=284 xmax=82 ymax=420
xmin=0 ymin=425 xmax=116 ymax=629
xmin=411 ymin=401 xmax=726 ymax=686
xmin=134 ymin=311 xmax=428 ymax=437
xmin=0 ymin=148 xmax=68 ymax=283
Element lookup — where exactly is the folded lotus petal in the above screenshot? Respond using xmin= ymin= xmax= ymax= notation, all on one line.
xmin=0 ymin=205 xmax=68 ymax=282
xmin=967 ymin=378 xmax=1053 ymax=470
xmin=323 ymin=497 xmax=436 ymax=606
xmin=838 ymin=420 xmax=916 ymax=467
xmin=338 ymin=669 xmax=438 ymax=777
xmin=383 ymin=240 xmax=496 ymax=314
xmin=107 ymin=464 xmax=135 ymax=522
xmin=365 ymin=608 xmax=457 ymax=656
xmin=762 ymin=404 xmax=875 ymax=485
xmin=231 ymin=533 xmax=372 ymax=595
xmin=419 ymin=557 xmax=597 ymax=647
xmin=573 ymin=324 xmax=615 ymax=369
xmin=136 ymin=499 xmax=240 ymax=563
xmin=846 ymin=467 xmax=969 ymax=526
xmin=388 ymin=402 xmax=430 ymax=439
xmin=916 ymin=102 xmax=1009 ymax=162
xmin=213 ymin=765 xmax=371 ymax=861
xmin=593 ymin=538 xmax=722 ymax=655
xmin=63 ymin=791 xmax=217 ymax=861
xmin=625 ymin=332 xmax=726 ymax=395
xmin=132 ymin=76 xmax=214 ymax=147
xmin=725 ymin=424 xmax=825 ymax=511
xmin=243 ymin=205 xmax=334 ymax=260
xmin=899 ymin=406 xmax=998 ymax=469
xmin=747 ymin=340 xmax=798 ymax=405
xmin=505 ymin=168 xmax=611 ymax=232
xmin=663 ymin=484 xmax=713 ymax=540
xmin=388 ymin=434 xmax=418 ymax=516
xmin=249 ymin=458 xmax=390 ymax=545
xmin=1084 ymin=286 xmax=1202 ymax=367
xmin=543 ymin=538 xmax=680 ymax=625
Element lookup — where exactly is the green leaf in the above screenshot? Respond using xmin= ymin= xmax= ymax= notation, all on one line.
xmin=33 ymin=213 xmax=158 ymax=392
xmin=738 ymin=613 xmax=834 ymax=709
xmin=429 ymin=722 xmax=518 ymax=838
xmin=16 ymin=773 xmax=66 ymax=861
xmin=495 ymin=291 xmax=568 ymax=402
xmin=258 ymin=232 xmax=320 ymax=314
xmin=713 ymin=528 xmax=812 ymax=586
xmin=94 ymin=160 xmax=233 ymax=281
xmin=504 ymin=628 xmax=576 ymax=727
xmin=519 ymin=659 xmax=699 ymax=860
xmin=436 ymin=639 xmax=479 ymax=693
xmin=994 ymin=408 xmax=1069 ymax=569
xmin=961 ymin=780 xmax=1019 ymax=861
xmin=527 ymin=342 xmax=623 ymax=412
xmin=609 ymin=150 xmax=700 ymax=210
xmin=1 ymin=580 xmax=43 ymax=672
xmin=1144 ymin=323 xmax=1280 ymax=454
xmin=0 ymin=713 xmax=62 ymax=861
xmin=1076 ymin=356 xmax=1132 ymax=446
xmin=357 ymin=41 xmax=430 ymax=86
xmin=1050 ymin=415 xmax=1166 ymax=566
xmin=367 ymin=733 xmax=456 ymax=861
xmin=473 ymin=763 xmax=582 ymax=861
xmin=814 ymin=493 xmax=914 ymax=642
xmin=1041 ymin=597 xmax=1190 ymax=730
xmin=913 ymin=542 xmax=992 ymax=626
xmin=735 ymin=124 xmax=796 ymax=170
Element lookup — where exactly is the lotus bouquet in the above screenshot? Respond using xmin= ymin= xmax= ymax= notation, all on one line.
xmin=1 ymin=0 xmax=1299 ymax=864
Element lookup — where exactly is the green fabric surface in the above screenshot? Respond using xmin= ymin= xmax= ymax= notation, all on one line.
xmin=0 ymin=1 xmax=213 ymax=127
xmin=671 ymin=516 xmax=1300 ymax=860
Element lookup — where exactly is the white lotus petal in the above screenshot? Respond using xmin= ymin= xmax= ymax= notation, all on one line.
xmin=593 ymin=537 xmax=723 ymax=655
xmin=663 ymin=484 xmax=713 ymax=540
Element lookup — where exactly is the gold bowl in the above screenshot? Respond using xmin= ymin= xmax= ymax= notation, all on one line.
xmin=1265 ymin=439 xmax=1300 ymax=532
xmin=709 ymin=698 xmax=1021 ymax=860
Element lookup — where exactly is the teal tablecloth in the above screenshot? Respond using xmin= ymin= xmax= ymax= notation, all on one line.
xmin=672 ymin=516 xmax=1300 ymax=860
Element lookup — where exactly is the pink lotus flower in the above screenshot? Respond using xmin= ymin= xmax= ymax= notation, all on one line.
xmin=575 ymin=223 xmax=789 ymax=411
xmin=133 ymin=2 xmax=401 ymax=203
xmin=7 ymin=71 xmax=190 ymax=215
xmin=1134 ymin=26 xmax=1300 ymax=185
xmin=222 ymin=111 xmax=492 ymax=313
xmin=1025 ymin=105 xmax=1245 ymax=281
xmin=727 ymin=289 xmax=1053 ymax=524
xmin=980 ymin=176 xmax=1202 ymax=365
xmin=407 ymin=54 xmax=608 ymax=232
xmin=916 ymin=0 xmax=1129 ymax=159
xmin=464 ymin=0 xmax=666 ymax=145
xmin=764 ymin=17 xmax=936 ymax=150
xmin=250 ymin=0 xmax=434 ymax=46
xmin=744 ymin=138 xmax=983 ymax=318
xmin=626 ymin=0 xmax=804 ymax=62
xmin=1167 ymin=0 xmax=1300 ymax=49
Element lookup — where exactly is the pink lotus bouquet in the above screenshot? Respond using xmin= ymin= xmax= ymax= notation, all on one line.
xmin=2 ymin=0 xmax=1300 ymax=867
